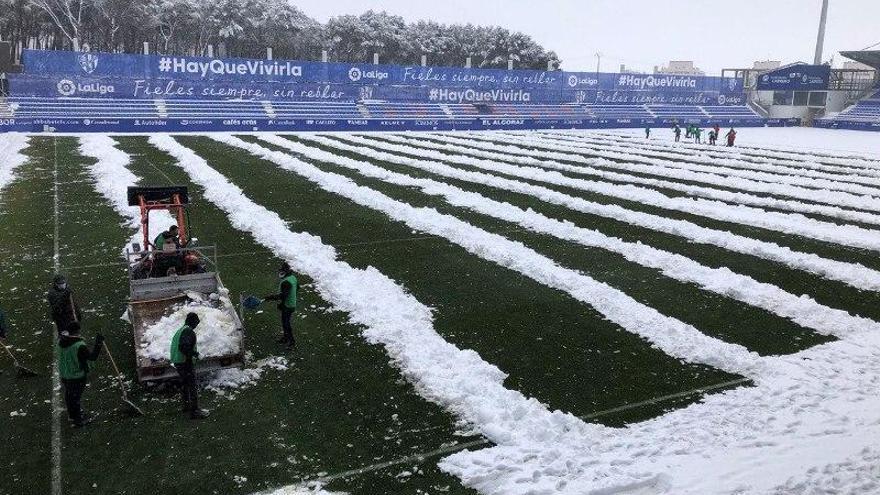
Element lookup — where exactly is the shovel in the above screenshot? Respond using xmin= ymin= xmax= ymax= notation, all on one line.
xmin=0 ymin=339 xmax=40 ymax=378
xmin=103 ymin=342 xmax=145 ymax=417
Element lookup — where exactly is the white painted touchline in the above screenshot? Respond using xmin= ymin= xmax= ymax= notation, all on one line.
xmin=264 ymin=133 xmax=880 ymax=340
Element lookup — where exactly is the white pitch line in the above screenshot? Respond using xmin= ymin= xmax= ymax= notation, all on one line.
xmin=51 ymin=137 xmax=62 ymax=495
xmin=252 ymin=377 xmax=751 ymax=494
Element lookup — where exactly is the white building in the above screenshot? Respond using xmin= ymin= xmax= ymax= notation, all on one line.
xmin=655 ymin=61 xmax=705 ymax=76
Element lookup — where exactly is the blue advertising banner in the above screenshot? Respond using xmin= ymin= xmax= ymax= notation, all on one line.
xmin=756 ymin=63 xmax=830 ymax=91
xmin=9 ymin=73 xmax=748 ymax=106
xmin=20 ymin=49 xmax=744 ymax=95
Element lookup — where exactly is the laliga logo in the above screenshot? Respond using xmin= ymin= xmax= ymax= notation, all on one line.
xmin=568 ymin=75 xmax=578 ymax=88
xmin=79 ymin=53 xmax=99 ymax=74
xmin=349 ymin=67 xmax=363 ymax=82
xmin=57 ymin=79 xmax=77 ymax=96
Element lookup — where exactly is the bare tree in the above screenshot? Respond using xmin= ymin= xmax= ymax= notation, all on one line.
xmin=27 ymin=0 xmax=87 ymax=46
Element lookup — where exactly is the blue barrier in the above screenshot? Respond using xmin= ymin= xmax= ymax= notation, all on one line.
xmin=0 ymin=116 xmax=800 ymax=134
xmin=7 ymin=74 xmax=749 ymax=105
xmin=814 ymin=119 xmax=880 ymax=132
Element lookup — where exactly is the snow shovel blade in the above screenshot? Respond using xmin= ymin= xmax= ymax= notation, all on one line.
xmin=242 ymin=295 xmax=264 ymax=311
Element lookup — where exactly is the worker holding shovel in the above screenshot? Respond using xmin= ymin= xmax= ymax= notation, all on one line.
xmin=264 ymin=262 xmax=299 ymax=351
xmin=58 ymin=322 xmax=104 ymax=428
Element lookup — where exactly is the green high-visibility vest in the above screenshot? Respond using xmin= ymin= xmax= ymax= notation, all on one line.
xmin=58 ymin=340 xmax=88 ymax=380
xmin=170 ymin=325 xmax=195 ymax=364
xmin=280 ymin=274 xmax=298 ymax=310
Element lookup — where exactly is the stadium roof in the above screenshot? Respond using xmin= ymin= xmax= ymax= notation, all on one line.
xmin=840 ymin=50 xmax=880 ymax=70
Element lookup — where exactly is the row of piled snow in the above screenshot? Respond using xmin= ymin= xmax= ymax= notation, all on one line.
xmin=542 ymin=130 xmax=880 ymax=183
xmin=280 ymin=133 xmax=878 ymax=340
xmin=139 ymin=294 xmax=241 ymax=361
xmin=0 ymin=133 xmax=30 ymax=192
xmin=509 ymin=131 xmax=880 ymax=210
xmin=381 ymin=132 xmax=880 ymax=252
xmin=375 ymin=132 xmax=880 ymax=227
xmin=334 ymin=133 xmax=880 ymax=292
xmin=77 ymin=135 xmax=177 ymax=251
xmin=147 ymin=134 xmax=597 ymax=463
xmin=216 ymin=133 xmax=764 ymax=375
xmin=446 ymin=130 xmax=880 ymax=213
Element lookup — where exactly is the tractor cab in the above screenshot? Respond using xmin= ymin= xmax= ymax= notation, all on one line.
xmin=126 ymin=186 xmax=208 ymax=279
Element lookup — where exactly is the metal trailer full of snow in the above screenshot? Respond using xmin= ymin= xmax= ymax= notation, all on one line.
xmin=125 ymin=186 xmax=245 ymax=383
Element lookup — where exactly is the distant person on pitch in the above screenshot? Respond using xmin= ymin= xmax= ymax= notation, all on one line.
xmin=170 ymin=312 xmax=207 ymax=419
xmin=58 ymin=322 xmax=104 ymax=428
xmin=708 ymin=130 xmax=717 ymax=146
xmin=673 ymin=124 xmax=682 ymax=142
xmin=265 ymin=262 xmax=299 ymax=350
xmin=726 ymin=128 xmax=737 ymax=147
xmin=645 ymin=127 xmax=651 ymax=139
xmin=713 ymin=124 xmax=721 ymax=140
xmin=694 ymin=126 xmax=702 ymax=144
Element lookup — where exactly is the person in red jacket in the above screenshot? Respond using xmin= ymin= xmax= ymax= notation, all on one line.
xmin=726 ymin=128 xmax=737 ymax=147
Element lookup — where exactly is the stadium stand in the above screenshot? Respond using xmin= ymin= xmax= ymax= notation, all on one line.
xmin=4 ymin=96 xmax=759 ymax=124
xmin=817 ymin=88 xmax=880 ymax=130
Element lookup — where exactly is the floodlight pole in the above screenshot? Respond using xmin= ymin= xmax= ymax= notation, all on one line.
xmin=813 ymin=0 xmax=829 ymax=65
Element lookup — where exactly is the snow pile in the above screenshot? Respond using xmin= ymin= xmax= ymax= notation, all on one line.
xmin=0 ymin=133 xmax=30 ymax=192
xmin=140 ymin=296 xmax=240 ymax=361
xmin=78 ymin=135 xmax=177 ymax=254
xmin=205 ymin=356 xmax=289 ymax=392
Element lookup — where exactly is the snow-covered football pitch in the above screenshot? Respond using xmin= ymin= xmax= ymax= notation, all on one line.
xmin=2 ymin=127 xmax=880 ymax=495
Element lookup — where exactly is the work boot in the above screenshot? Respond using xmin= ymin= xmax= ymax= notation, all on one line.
xmin=190 ymin=408 xmax=209 ymax=420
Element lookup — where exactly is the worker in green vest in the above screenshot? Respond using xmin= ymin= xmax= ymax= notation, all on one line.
xmin=170 ymin=312 xmax=207 ymax=419
xmin=58 ymin=322 xmax=104 ymax=428
xmin=264 ymin=262 xmax=298 ymax=350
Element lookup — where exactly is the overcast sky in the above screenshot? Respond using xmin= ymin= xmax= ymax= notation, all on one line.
xmin=292 ymin=0 xmax=879 ymax=74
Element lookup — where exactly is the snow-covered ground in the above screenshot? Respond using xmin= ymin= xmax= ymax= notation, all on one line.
xmin=608 ymin=126 xmax=880 ymax=159
xmin=8 ymin=126 xmax=877 ymax=495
